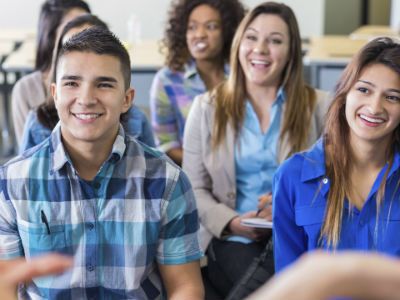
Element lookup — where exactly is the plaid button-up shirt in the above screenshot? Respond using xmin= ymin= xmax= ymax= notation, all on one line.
xmin=150 ymin=61 xmax=228 ymax=153
xmin=0 ymin=124 xmax=201 ymax=299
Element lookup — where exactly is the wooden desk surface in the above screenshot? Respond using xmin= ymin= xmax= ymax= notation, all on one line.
xmin=0 ymin=28 xmax=36 ymax=42
xmin=304 ymin=35 xmax=368 ymax=65
xmin=126 ymin=40 xmax=164 ymax=70
xmin=350 ymin=25 xmax=399 ymax=39
xmin=2 ymin=40 xmax=35 ymax=72
xmin=2 ymin=39 xmax=164 ymax=73
xmin=0 ymin=41 xmax=15 ymax=58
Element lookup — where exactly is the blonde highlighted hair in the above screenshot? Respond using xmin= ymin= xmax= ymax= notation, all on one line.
xmin=212 ymin=1 xmax=316 ymax=157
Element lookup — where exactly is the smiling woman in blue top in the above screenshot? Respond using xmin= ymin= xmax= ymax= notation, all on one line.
xmin=183 ymin=2 xmax=330 ymax=297
xmin=273 ymin=37 xmax=400 ymax=272
xmin=150 ymin=0 xmax=245 ymax=165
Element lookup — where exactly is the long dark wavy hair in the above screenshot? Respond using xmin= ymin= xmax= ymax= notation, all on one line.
xmin=322 ymin=37 xmax=400 ymax=247
xmin=163 ymin=0 xmax=246 ymax=71
xmin=35 ymin=0 xmax=90 ymax=72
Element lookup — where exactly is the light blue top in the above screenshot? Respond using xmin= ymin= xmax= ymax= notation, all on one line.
xmin=273 ymin=139 xmax=400 ymax=273
xmin=19 ymin=105 xmax=156 ymax=154
xmin=230 ymin=88 xmax=284 ymax=243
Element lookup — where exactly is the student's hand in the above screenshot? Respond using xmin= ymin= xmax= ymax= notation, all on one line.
xmin=0 ymin=254 xmax=72 ymax=300
xmin=257 ymin=193 xmax=272 ymax=221
xmin=228 ymin=211 xmax=269 ymax=241
xmin=248 ymin=251 xmax=400 ymax=300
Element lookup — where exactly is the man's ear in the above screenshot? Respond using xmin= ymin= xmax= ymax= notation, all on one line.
xmin=50 ymin=83 xmax=58 ymax=106
xmin=122 ymin=88 xmax=135 ymax=113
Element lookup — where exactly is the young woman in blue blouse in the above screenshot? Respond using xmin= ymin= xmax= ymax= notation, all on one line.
xmin=273 ymin=37 xmax=400 ymax=272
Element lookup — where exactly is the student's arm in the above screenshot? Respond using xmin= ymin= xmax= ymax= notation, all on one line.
xmin=149 ymin=70 xmax=182 ymax=157
xmin=272 ymin=157 xmax=307 ymax=272
xmin=248 ymin=251 xmax=400 ymax=300
xmin=158 ymin=261 xmax=204 ymax=300
xmin=182 ymin=94 xmax=238 ymax=239
xmin=158 ymin=167 xmax=203 ymax=297
xmin=0 ymin=188 xmax=23 ymax=260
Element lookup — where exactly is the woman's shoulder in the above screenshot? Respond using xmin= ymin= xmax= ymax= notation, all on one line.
xmin=13 ymin=71 xmax=44 ymax=93
xmin=277 ymin=140 xmax=325 ymax=181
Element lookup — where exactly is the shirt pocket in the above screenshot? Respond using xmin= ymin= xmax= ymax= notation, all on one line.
xmin=17 ymin=219 xmax=67 ymax=257
xmin=380 ymin=211 xmax=400 ymax=255
xmin=295 ymin=205 xmax=325 ymax=248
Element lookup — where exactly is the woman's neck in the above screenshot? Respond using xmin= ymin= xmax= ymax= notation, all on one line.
xmin=246 ymin=85 xmax=279 ymax=134
xmin=350 ymin=136 xmax=389 ymax=172
xmin=196 ymin=58 xmax=225 ymax=91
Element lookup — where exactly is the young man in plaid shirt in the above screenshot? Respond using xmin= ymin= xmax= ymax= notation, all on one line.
xmin=0 ymin=27 xmax=203 ymax=299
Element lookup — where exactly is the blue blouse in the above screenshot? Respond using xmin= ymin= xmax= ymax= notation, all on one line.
xmin=273 ymin=139 xmax=400 ymax=272
xmin=230 ymin=89 xmax=284 ymax=243
xmin=19 ymin=106 xmax=156 ymax=154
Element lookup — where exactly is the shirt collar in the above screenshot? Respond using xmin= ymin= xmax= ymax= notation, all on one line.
xmin=50 ymin=123 xmax=127 ymax=174
xmin=300 ymin=138 xmax=326 ymax=182
xmin=183 ymin=59 xmax=230 ymax=79
xmin=276 ymin=87 xmax=286 ymax=105
xmin=300 ymin=140 xmax=400 ymax=181
xmin=184 ymin=60 xmax=199 ymax=79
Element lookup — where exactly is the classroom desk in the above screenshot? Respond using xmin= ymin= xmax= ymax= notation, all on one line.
xmin=303 ymin=35 xmax=368 ymax=91
xmin=125 ymin=40 xmax=164 ymax=108
xmin=350 ymin=25 xmax=399 ymax=40
xmin=0 ymin=29 xmax=36 ymax=43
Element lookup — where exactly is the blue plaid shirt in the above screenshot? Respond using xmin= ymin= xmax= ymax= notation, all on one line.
xmin=0 ymin=124 xmax=201 ymax=299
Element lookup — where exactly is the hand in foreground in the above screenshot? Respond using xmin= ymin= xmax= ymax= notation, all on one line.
xmin=0 ymin=254 xmax=72 ymax=300
xmin=248 ymin=251 xmax=400 ymax=300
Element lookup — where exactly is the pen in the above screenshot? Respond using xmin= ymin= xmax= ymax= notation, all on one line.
xmin=41 ymin=210 xmax=50 ymax=234
xmin=256 ymin=202 xmax=272 ymax=216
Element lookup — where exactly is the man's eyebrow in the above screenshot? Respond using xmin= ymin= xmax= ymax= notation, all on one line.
xmin=95 ymin=76 xmax=118 ymax=83
xmin=61 ymin=75 xmax=82 ymax=81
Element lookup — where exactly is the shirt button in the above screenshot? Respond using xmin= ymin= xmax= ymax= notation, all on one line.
xmin=322 ymin=178 xmax=328 ymax=184
xmin=87 ymin=265 xmax=94 ymax=272
xmin=88 ymin=223 xmax=94 ymax=230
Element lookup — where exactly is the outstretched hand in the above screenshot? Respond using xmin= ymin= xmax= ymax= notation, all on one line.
xmin=0 ymin=254 xmax=72 ymax=300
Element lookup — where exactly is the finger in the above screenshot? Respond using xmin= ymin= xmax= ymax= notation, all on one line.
xmin=258 ymin=194 xmax=272 ymax=209
xmin=5 ymin=254 xmax=72 ymax=284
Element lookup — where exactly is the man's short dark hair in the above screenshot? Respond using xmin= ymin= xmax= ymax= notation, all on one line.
xmin=55 ymin=26 xmax=131 ymax=89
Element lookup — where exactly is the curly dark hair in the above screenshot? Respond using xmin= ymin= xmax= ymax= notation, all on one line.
xmin=163 ymin=0 xmax=246 ymax=71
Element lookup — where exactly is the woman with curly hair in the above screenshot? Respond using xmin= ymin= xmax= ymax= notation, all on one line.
xmin=183 ymin=2 xmax=331 ymax=297
xmin=150 ymin=0 xmax=245 ymax=165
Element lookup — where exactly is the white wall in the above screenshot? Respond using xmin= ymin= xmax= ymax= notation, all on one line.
xmin=391 ymin=0 xmax=400 ymax=30
xmin=0 ymin=0 xmax=325 ymax=40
